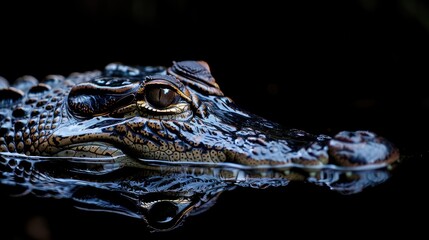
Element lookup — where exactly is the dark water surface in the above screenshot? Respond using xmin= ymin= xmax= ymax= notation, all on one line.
xmin=1 ymin=0 xmax=429 ymax=239
xmin=1 ymin=153 xmax=424 ymax=239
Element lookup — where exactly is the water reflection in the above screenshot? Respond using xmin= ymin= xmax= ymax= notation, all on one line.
xmin=0 ymin=153 xmax=396 ymax=231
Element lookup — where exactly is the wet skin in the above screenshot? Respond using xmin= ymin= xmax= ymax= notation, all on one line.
xmin=0 ymin=61 xmax=400 ymax=231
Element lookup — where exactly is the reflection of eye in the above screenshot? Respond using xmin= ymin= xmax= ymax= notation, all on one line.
xmin=147 ymin=201 xmax=179 ymax=224
xmin=145 ymin=85 xmax=179 ymax=109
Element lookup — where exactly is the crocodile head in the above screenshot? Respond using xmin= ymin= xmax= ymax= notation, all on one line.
xmin=42 ymin=60 xmax=398 ymax=169
xmin=0 ymin=60 xmax=400 ymax=231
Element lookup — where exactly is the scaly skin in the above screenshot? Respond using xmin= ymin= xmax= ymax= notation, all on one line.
xmin=0 ymin=60 xmax=398 ymax=167
xmin=0 ymin=61 xmax=400 ymax=231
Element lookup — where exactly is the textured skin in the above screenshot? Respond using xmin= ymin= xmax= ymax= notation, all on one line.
xmin=0 ymin=60 xmax=399 ymax=167
xmin=0 ymin=60 xmax=401 ymax=231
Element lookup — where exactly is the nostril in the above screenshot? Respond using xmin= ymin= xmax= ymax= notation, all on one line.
xmin=334 ymin=131 xmax=377 ymax=144
xmin=358 ymin=131 xmax=370 ymax=137
xmin=355 ymin=130 xmax=376 ymax=139
xmin=334 ymin=131 xmax=359 ymax=143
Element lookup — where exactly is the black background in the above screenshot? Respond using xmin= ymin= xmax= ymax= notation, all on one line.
xmin=1 ymin=0 xmax=428 ymax=239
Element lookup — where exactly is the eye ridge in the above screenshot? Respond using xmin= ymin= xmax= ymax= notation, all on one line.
xmin=145 ymin=85 xmax=180 ymax=109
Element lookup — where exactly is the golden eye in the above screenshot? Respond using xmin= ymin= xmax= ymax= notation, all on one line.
xmin=145 ymin=85 xmax=180 ymax=109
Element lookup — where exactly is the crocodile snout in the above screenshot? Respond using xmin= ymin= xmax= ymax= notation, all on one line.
xmin=328 ymin=131 xmax=399 ymax=167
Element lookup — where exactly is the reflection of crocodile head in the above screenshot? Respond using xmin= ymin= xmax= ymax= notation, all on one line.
xmin=0 ymin=61 xmax=399 ymax=231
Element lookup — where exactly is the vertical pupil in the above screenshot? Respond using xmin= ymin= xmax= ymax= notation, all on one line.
xmin=146 ymin=86 xmax=177 ymax=109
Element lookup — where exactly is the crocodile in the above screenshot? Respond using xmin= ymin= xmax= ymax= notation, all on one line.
xmin=0 ymin=60 xmax=399 ymax=231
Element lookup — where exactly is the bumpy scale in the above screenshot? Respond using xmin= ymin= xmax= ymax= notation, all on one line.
xmin=0 ymin=61 xmax=400 ymax=231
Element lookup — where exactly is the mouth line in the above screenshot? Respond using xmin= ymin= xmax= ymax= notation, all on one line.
xmin=48 ymin=140 xmax=400 ymax=172
xmin=1 ymin=138 xmax=399 ymax=177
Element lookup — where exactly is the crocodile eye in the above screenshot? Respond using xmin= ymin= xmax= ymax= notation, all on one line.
xmin=145 ymin=85 xmax=180 ymax=109
xmin=136 ymin=75 xmax=196 ymax=119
